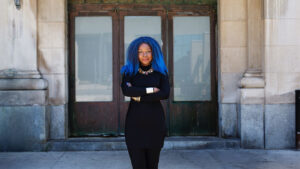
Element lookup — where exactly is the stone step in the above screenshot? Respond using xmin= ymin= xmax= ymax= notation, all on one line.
xmin=46 ymin=136 xmax=240 ymax=151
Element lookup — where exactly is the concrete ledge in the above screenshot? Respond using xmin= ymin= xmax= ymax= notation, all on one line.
xmin=0 ymin=90 xmax=47 ymax=106
xmin=45 ymin=136 xmax=241 ymax=151
xmin=0 ymin=79 xmax=48 ymax=90
xmin=0 ymin=69 xmax=41 ymax=79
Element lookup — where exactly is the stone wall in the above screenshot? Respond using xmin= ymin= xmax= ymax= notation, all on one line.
xmin=0 ymin=0 xmax=49 ymax=151
xmin=263 ymin=0 xmax=300 ymax=149
xmin=218 ymin=0 xmax=247 ymax=138
xmin=0 ymin=0 xmax=37 ymax=71
xmin=37 ymin=0 xmax=68 ymax=139
xmin=219 ymin=0 xmax=299 ymax=149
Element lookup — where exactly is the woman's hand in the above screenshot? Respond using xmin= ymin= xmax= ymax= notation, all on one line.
xmin=153 ymin=87 xmax=160 ymax=93
xmin=126 ymin=82 xmax=132 ymax=87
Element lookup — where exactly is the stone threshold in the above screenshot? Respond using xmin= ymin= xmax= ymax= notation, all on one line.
xmin=45 ymin=136 xmax=240 ymax=151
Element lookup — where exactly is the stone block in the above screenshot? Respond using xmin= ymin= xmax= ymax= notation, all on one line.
xmin=38 ymin=22 xmax=66 ymax=49
xmin=0 ymin=79 xmax=47 ymax=90
xmin=265 ymin=72 xmax=300 ymax=104
xmin=0 ymin=90 xmax=47 ymax=106
xmin=38 ymin=48 xmax=66 ymax=74
xmin=221 ymin=72 xmax=243 ymax=103
xmin=0 ymin=106 xmax=48 ymax=151
xmin=49 ymin=105 xmax=68 ymax=139
xmin=240 ymin=104 xmax=264 ymax=149
xmin=265 ymin=104 xmax=296 ymax=149
xmin=43 ymin=74 xmax=67 ymax=105
xmin=265 ymin=19 xmax=300 ymax=46
xmin=264 ymin=0 xmax=300 ymax=19
xmin=220 ymin=47 xmax=247 ymax=73
xmin=265 ymin=46 xmax=300 ymax=73
xmin=239 ymin=88 xmax=265 ymax=104
xmin=220 ymin=0 xmax=246 ymax=21
xmin=219 ymin=103 xmax=237 ymax=137
xmin=220 ymin=21 xmax=247 ymax=48
xmin=38 ymin=0 xmax=66 ymax=22
xmin=0 ymin=0 xmax=37 ymax=70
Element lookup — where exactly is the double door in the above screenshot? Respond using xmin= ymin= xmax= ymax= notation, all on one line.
xmin=69 ymin=4 xmax=217 ymax=137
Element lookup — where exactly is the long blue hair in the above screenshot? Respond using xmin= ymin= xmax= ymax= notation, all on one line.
xmin=121 ymin=36 xmax=168 ymax=76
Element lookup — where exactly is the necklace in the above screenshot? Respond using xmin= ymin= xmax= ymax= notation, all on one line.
xmin=138 ymin=67 xmax=153 ymax=75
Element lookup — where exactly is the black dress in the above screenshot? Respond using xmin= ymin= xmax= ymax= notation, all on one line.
xmin=121 ymin=64 xmax=170 ymax=149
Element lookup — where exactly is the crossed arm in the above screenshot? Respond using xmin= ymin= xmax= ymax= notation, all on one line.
xmin=120 ymin=73 xmax=170 ymax=102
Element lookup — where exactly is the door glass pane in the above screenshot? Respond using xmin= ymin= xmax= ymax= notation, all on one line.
xmin=75 ymin=16 xmax=113 ymax=102
xmin=173 ymin=16 xmax=211 ymax=101
xmin=124 ymin=16 xmax=161 ymax=101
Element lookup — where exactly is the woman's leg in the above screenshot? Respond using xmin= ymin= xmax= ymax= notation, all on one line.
xmin=145 ymin=147 xmax=162 ymax=169
xmin=127 ymin=147 xmax=147 ymax=169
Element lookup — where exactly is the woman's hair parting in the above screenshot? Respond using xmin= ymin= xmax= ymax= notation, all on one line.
xmin=120 ymin=36 xmax=168 ymax=76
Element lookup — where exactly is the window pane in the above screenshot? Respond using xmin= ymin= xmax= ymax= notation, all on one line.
xmin=173 ymin=16 xmax=211 ymax=101
xmin=75 ymin=16 xmax=113 ymax=102
xmin=124 ymin=16 xmax=161 ymax=101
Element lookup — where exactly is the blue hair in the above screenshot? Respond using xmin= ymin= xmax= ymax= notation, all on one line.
xmin=121 ymin=36 xmax=168 ymax=76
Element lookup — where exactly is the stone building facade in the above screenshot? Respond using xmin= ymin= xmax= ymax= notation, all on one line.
xmin=0 ymin=0 xmax=299 ymax=151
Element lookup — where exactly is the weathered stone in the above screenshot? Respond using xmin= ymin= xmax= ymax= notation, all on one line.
xmin=38 ymin=22 xmax=66 ymax=49
xmin=265 ymin=104 xmax=296 ymax=149
xmin=265 ymin=72 xmax=300 ymax=104
xmin=0 ymin=90 xmax=47 ymax=106
xmin=265 ymin=46 xmax=300 ymax=73
xmin=0 ymin=106 xmax=48 ymax=151
xmin=264 ymin=19 xmax=300 ymax=46
xmin=38 ymin=0 xmax=66 ymax=22
xmin=220 ymin=0 xmax=247 ymax=21
xmin=220 ymin=47 xmax=247 ymax=73
xmin=0 ymin=79 xmax=48 ymax=90
xmin=38 ymin=48 xmax=67 ymax=74
xmin=240 ymin=104 xmax=264 ymax=149
xmin=43 ymin=74 xmax=67 ymax=105
xmin=221 ymin=72 xmax=243 ymax=103
xmin=220 ymin=21 xmax=247 ymax=48
xmin=219 ymin=103 xmax=238 ymax=137
xmin=264 ymin=0 xmax=300 ymax=19
xmin=239 ymin=88 xmax=265 ymax=104
xmin=49 ymin=105 xmax=68 ymax=139
xmin=239 ymin=77 xmax=265 ymax=88
xmin=0 ymin=69 xmax=41 ymax=79
xmin=0 ymin=0 xmax=38 ymax=71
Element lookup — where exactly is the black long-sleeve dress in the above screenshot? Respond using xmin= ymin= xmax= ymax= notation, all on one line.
xmin=121 ymin=64 xmax=170 ymax=149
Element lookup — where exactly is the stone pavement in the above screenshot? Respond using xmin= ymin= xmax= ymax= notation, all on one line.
xmin=1 ymin=149 xmax=300 ymax=169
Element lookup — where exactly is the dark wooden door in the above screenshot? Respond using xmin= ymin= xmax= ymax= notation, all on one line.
xmin=68 ymin=4 xmax=217 ymax=137
xmin=167 ymin=6 xmax=218 ymax=136
xmin=69 ymin=9 xmax=120 ymax=136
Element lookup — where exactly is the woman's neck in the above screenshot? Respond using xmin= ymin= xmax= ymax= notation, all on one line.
xmin=140 ymin=63 xmax=152 ymax=71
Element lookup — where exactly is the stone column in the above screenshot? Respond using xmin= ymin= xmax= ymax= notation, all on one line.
xmin=239 ymin=0 xmax=265 ymax=149
xmin=0 ymin=0 xmax=49 ymax=151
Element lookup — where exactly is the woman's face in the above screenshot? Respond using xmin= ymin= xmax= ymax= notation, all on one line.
xmin=138 ymin=43 xmax=152 ymax=66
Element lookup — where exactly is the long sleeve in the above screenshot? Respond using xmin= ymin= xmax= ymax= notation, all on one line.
xmin=140 ymin=73 xmax=170 ymax=102
xmin=121 ymin=73 xmax=147 ymax=97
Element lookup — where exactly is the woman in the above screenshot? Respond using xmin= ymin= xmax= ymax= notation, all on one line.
xmin=120 ymin=36 xmax=170 ymax=169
